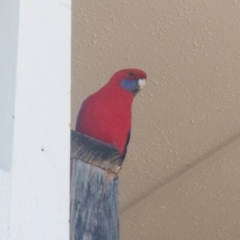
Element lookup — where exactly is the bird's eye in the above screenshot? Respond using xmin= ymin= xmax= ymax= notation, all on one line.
xmin=128 ymin=71 xmax=134 ymax=76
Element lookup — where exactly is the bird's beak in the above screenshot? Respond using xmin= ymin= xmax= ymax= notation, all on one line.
xmin=138 ymin=79 xmax=146 ymax=90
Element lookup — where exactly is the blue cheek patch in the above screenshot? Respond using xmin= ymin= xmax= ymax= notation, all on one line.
xmin=121 ymin=79 xmax=138 ymax=93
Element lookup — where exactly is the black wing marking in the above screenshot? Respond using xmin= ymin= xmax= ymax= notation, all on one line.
xmin=122 ymin=131 xmax=131 ymax=160
xmin=75 ymin=105 xmax=84 ymax=130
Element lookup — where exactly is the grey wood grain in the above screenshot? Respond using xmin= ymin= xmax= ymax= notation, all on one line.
xmin=70 ymin=160 xmax=119 ymax=240
xmin=70 ymin=130 xmax=121 ymax=240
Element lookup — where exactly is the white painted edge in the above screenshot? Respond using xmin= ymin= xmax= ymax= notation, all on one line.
xmin=0 ymin=170 xmax=10 ymax=240
xmin=8 ymin=0 xmax=71 ymax=240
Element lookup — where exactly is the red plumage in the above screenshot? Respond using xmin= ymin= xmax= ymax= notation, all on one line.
xmin=76 ymin=68 xmax=147 ymax=158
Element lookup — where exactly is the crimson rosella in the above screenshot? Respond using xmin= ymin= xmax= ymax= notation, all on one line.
xmin=76 ymin=68 xmax=147 ymax=159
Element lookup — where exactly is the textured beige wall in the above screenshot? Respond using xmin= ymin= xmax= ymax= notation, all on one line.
xmin=121 ymin=137 xmax=240 ymax=240
xmin=72 ymin=0 xmax=240 ymax=239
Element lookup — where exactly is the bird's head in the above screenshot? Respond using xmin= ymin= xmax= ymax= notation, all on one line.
xmin=109 ymin=68 xmax=147 ymax=95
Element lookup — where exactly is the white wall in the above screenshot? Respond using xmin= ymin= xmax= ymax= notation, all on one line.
xmin=0 ymin=0 xmax=71 ymax=239
xmin=0 ymin=0 xmax=19 ymax=238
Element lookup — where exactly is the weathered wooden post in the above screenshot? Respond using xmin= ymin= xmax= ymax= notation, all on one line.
xmin=70 ymin=130 xmax=123 ymax=240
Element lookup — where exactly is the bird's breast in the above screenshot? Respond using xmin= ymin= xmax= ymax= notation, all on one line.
xmin=77 ymin=96 xmax=132 ymax=155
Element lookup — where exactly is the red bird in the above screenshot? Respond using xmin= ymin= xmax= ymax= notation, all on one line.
xmin=76 ymin=68 xmax=147 ymax=159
